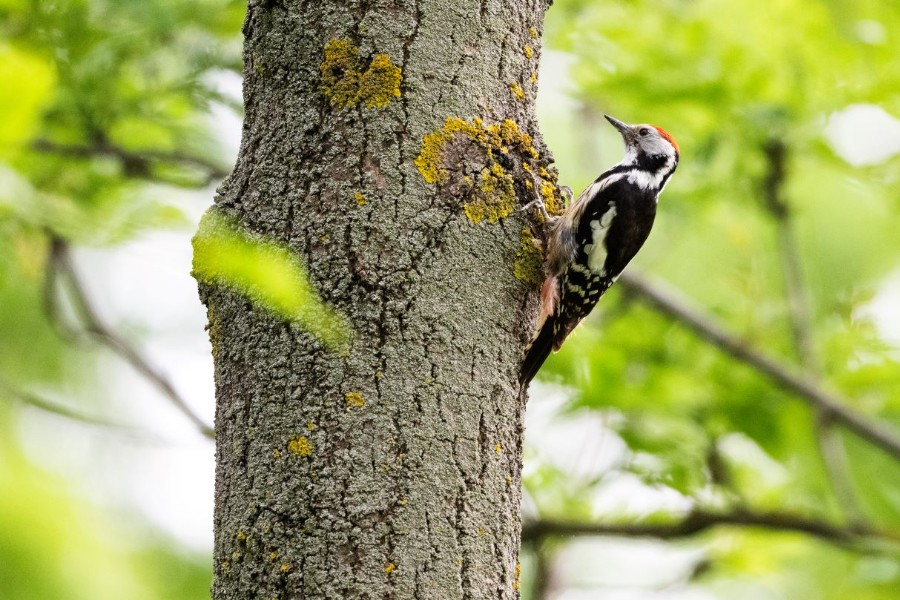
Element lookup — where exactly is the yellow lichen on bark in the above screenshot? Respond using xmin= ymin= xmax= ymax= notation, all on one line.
xmin=288 ymin=435 xmax=313 ymax=457
xmin=320 ymin=39 xmax=401 ymax=109
xmin=509 ymin=81 xmax=525 ymax=101
xmin=345 ymin=391 xmax=365 ymax=407
xmin=462 ymin=164 xmax=516 ymax=224
xmin=358 ymin=54 xmax=402 ymax=107
xmin=513 ymin=228 xmax=543 ymax=284
xmin=320 ymin=39 xmax=360 ymax=108
xmin=540 ymin=180 xmax=563 ymax=215
xmin=414 ymin=117 xmax=564 ymax=225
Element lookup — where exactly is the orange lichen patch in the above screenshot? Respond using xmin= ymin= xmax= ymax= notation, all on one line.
xmin=653 ymin=126 xmax=679 ymax=153
xmin=513 ymin=562 xmax=522 ymax=591
xmin=384 ymin=562 xmax=396 ymax=574
xmin=280 ymin=563 xmax=291 ymax=573
xmin=528 ymin=27 xmax=539 ymax=39
xmin=523 ymin=45 xmax=534 ymax=59
xmin=288 ymin=435 xmax=313 ymax=457
xmin=495 ymin=442 xmax=503 ymax=453
xmin=345 ymin=391 xmax=365 ymax=407
xmin=529 ymin=71 xmax=537 ymax=84
xmin=354 ymin=192 xmax=366 ymax=206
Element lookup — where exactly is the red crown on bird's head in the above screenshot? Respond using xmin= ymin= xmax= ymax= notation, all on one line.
xmin=653 ymin=126 xmax=679 ymax=154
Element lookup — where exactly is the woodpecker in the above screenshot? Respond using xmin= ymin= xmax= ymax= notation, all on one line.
xmin=520 ymin=115 xmax=679 ymax=384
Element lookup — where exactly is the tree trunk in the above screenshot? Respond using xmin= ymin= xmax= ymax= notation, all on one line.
xmin=200 ymin=1 xmax=559 ymax=597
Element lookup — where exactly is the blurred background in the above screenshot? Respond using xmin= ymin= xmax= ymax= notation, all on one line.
xmin=1 ymin=0 xmax=899 ymax=598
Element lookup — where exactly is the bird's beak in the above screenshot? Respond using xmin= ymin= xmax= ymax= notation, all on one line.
xmin=605 ymin=115 xmax=634 ymax=143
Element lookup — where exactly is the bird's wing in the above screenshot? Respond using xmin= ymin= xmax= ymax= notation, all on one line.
xmin=545 ymin=171 xmax=626 ymax=276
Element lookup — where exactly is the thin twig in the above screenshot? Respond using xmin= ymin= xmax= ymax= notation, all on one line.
xmin=1 ymin=377 xmax=126 ymax=430
xmin=762 ymin=139 xmax=865 ymax=525
xmin=0 ymin=378 xmax=163 ymax=442
xmin=522 ymin=509 xmax=900 ymax=549
xmin=617 ymin=271 xmax=900 ymax=460
xmin=44 ymin=237 xmax=215 ymax=439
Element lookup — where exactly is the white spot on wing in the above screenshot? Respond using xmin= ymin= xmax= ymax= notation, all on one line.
xmin=587 ymin=203 xmax=617 ymax=275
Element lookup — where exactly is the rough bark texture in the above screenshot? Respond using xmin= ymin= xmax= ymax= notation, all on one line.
xmin=201 ymin=1 xmax=556 ymax=597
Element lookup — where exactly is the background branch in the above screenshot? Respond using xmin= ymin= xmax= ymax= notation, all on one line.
xmin=618 ymin=271 xmax=900 ymax=460
xmin=0 ymin=377 xmax=164 ymax=443
xmin=522 ymin=509 xmax=900 ymax=549
xmin=32 ymin=138 xmax=229 ymax=185
xmin=762 ymin=139 xmax=865 ymax=525
xmin=44 ymin=237 xmax=215 ymax=439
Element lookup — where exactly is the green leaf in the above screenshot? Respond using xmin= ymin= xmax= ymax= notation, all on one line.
xmin=192 ymin=210 xmax=352 ymax=349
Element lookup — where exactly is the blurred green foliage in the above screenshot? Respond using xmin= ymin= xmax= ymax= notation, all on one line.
xmin=2 ymin=0 xmax=900 ymax=598
xmin=193 ymin=211 xmax=351 ymax=348
xmin=0 ymin=409 xmax=212 ymax=600
xmin=527 ymin=0 xmax=900 ymax=597
xmin=0 ymin=0 xmax=246 ymax=596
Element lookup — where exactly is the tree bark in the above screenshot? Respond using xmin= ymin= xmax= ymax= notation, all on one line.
xmin=200 ymin=1 xmax=557 ymax=597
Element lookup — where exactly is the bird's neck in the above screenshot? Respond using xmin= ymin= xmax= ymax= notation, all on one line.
xmin=619 ymin=152 xmax=678 ymax=195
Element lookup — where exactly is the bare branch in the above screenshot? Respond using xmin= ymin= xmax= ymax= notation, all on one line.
xmin=617 ymin=271 xmax=900 ymax=460
xmin=44 ymin=237 xmax=215 ymax=439
xmin=522 ymin=509 xmax=900 ymax=549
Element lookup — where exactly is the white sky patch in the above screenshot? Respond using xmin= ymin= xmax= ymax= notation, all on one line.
xmin=824 ymin=104 xmax=900 ymax=167
xmin=860 ymin=268 xmax=900 ymax=349
xmin=589 ymin=472 xmax=693 ymax=518
xmin=535 ymin=51 xmax=579 ymax=114
xmin=855 ymin=19 xmax=887 ymax=45
xmin=553 ymin=537 xmax=710 ymax=596
xmin=203 ymin=69 xmax=244 ymax=157
xmin=524 ymin=382 xmax=628 ymax=481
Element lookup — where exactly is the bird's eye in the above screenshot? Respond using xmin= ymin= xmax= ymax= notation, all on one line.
xmin=639 ymin=128 xmax=651 ymax=136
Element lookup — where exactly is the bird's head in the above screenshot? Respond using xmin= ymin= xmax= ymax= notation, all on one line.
xmin=605 ymin=115 xmax=679 ymax=166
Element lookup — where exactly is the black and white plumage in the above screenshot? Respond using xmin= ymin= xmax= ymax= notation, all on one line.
xmin=520 ymin=115 xmax=679 ymax=384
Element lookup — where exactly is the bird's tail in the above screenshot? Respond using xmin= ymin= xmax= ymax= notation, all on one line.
xmin=520 ymin=314 xmax=555 ymax=385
